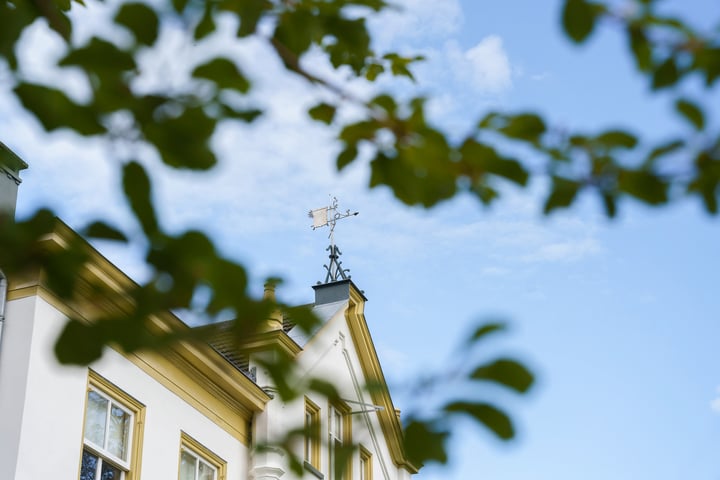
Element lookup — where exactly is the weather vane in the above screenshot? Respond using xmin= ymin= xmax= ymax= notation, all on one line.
xmin=308 ymin=196 xmax=359 ymax=283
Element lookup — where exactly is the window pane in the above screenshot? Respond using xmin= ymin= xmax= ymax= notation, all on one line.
xmin=100 ymin=461 xmax=122 ymax=480
xmin=198 ymin=460 xmax=216 ymax=480
xmin=333 ymin=410 xmax=342 ymax=440
xmin=179 ymin=450 xmax=197 ymax=480
xmin=107 ymin=404 xmax=131 ymax=460
xmin=84 ymin=391 xmax=108 ymax=446
xmin=80 ymin=450 xmax=98 ymax=480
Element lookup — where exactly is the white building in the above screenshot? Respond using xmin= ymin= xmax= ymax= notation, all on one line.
xmin=0 ymin=146 xmax=418 ymax=480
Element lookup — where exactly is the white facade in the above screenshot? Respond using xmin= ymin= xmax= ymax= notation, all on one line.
xmin=0 ymin=222 xmax=417 ymax=480
xmin=251 ymin=290 xmax=415 ymax=480
xmin=0 ymin=292 xmax=254 ymax=480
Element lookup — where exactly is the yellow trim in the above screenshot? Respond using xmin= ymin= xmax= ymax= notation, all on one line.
xmin=80 ymin=370 xmax=146 ymax=480
xmin=304 ymin=396 xmax=321 ymax=468
xmin=6 ymin=220 xmax=270 ymax=446
xmin=179 ymin=431 xmax=227 ymax=480
xmin=239 ymin=329 xmax=302 ymax=357
xmin=344 ymin=284 xmax=419 ymax=473
xmin=359 ymin=445 xmax=372 ymax=480
xmin=329 ymin=401 xmax=352 ymax=480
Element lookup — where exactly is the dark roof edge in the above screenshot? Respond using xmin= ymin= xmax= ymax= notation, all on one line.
xmin=0 ymin=141 xmax=29 ymax=175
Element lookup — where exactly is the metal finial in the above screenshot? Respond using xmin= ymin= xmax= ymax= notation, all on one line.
xmin=309 ymin=196 xmax=358 ymax=284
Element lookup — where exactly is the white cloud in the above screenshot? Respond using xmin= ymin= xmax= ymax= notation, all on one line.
xmin=3 ymin=0 xmax=602 ymax=305
xmin=369 ymin=0 xmax=463 ymax=48
xmin=463 ymin=35 xmax=513 ymax=93
xmin=520 ymin=237 xmax=602 ymax=263
xmin=481 ymin=266 xmax=512 ymax=276
xmin=414 ymin=36 xmax=514 ymax=104
xmin=711 ymin=386 xmax=720 ymax=413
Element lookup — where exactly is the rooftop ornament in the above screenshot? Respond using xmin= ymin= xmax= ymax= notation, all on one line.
xmin=308 ymin=196 xmax=359 ymax=284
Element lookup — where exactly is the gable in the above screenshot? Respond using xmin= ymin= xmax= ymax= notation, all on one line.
xmin=299 ymin=281 xmax=418 ymax=474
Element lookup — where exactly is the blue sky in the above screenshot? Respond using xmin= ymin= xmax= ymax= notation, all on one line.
xmin=2 ymin=0 xmax=720 ymax=479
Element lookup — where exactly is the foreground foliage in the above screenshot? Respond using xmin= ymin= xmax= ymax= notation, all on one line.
xmin=0 ymin=0 xmax=718 ymax=468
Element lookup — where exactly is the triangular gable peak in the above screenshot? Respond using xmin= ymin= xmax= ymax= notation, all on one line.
xmin=302 ymin=279 xmax=418 ymax=474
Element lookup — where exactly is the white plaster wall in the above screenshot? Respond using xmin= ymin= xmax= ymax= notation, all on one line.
xmin=261 ymin=302 xmax=407 ymax=480
xmin=2 ymin=295 xmax=250 ymax=480
xmin=89 ymin=342 xmax=249 ymax=480
xmin=0 ymin=296 xmax=40 ymax=480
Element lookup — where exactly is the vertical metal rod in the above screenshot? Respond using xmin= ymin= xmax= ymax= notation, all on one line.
xmin=0 ymin=269 xmax=7 ymax=355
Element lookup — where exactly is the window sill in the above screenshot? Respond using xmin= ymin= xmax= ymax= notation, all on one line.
xmin=304 ymin=461 xmax=324 ymax=479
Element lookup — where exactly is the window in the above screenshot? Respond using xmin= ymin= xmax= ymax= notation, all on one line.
xmin=179 ymin=432 xmax=226 ymax=480
xmin=359 ymin=447 xmax=372 ymax=480
xmin=304 ymin=397 xmax=321 ymax=469
xmin=329 ymin=403 xmax=351 ymax=480
xmin=80 ymin=371 xmax=145 ymax=480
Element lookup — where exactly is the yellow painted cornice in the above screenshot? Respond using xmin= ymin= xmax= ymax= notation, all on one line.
xmin=345 ymin=283 xmax=419 ymax=474
xmin=236 ymin=329 xmax=302 ymax=358
xmin=5 ymin=219 xmax=271 ymax=443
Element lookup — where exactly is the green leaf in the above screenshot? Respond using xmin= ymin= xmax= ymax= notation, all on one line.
xmin=370 ymin=94 xmax=397 ymax=114
xmin=339 ymin=120 xmax=380 ymax=144
xmin=221 ymin=105 xmax=262 ymax=123
xmin=693 ymin=47 xmax=720 ymax=86
xmin=336 ymin=145 xmax=358 ymax=171
xmin=0 ymin=2 xmax=38 ymax=69
xmin=652 ymin=57 xmax=679 ymax=90
xmin=273 ymin=10 xmax=319 ymax=56
xmin=43 ymin=244 xmax=89 ymax=299
xmin=383 ymin=53 xmax=419 ymax=81
xmin=13 ymin=83 xmax=105 ymax=135
xmin=122 ymin=161 xmax=159 ymax=235
xmin=365 ymin=63 xmax=384 ymax=81
xmin=403 ymin=421 xmax=449 ymax=465
xmin=55 ymin=319 xmax=105 ymax=364
xmin=324 ymin=17 xmax=373 ymax=74
xmin=618 ymin=169 xmax=668 ymax=205
xmin=675 ymin=99 xmax=704 ymax=130
xmin=115 ymin=3 xmax=159 ymax=46
xmin=477 ymin=112 xmax=499 ymax=129
xmin=688 ymin=152 xmax=720 ymax=214
xmin=461 ymin=140 xmax=529 ymax=186
xmin=498 ymin=114 xmax=546 ymax=143
xmin=38 ymin=1 xmax=72 ymax=40
xmin=628 ymin=26 xmax=652 ymax=72
xmin=645 ymin=139 xmax=684 ymax=165
xmin=596 ymin=130 xmax=638 ymax=149
xmin=194 ymin=2 xmax=216 ymax=40
xmin=544 ymin=177 xmax=581 ymax=214
xmin=468 ymin=322 xmax=506 ymax=344
xmin=701 ymin=189 xmax=718 ymax=214
xmin=142 ymin=107 xmax=217 ymax=169
xmin=60 ymin=37 xmax=135 ymax=74
xmin=171 ymin=0 xmax=190 ymax=13
xmin=470 ymin=182 xmax=499 ymax=205
xmin=445 ymin=402 xmax=514 ymax=440
xmin=601 ymin=191 xmax=617 ymax=218
xmin=308 ymin=103 xmax=336 ymax=124
xmin=192 ymin=58 xmax=250 ymax=93
xmin=81 ymin=221 xmax=128 ymax=242
xmin=470 ymin=358 xmax=534 ymax=393
xmin=307 ymin=378 xmax=341 ymax=401
xmin=562 ymin=0 xmax=599 ymax=43
xmin=227 ymin=0 xmax=272 ymax=37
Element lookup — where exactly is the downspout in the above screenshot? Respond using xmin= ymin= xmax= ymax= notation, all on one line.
xmin=0 ymin=269 xmax=6 ymax=351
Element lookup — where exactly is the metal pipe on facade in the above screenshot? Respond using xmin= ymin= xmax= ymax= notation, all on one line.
xmin=0 ymin=269 xmax=7 ymax=351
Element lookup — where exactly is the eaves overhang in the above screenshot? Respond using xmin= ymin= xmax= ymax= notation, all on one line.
xmin=5 ymin=219 xmax=272 ymax=443
xmin=343 ymin=282 xmax=420 ymax=474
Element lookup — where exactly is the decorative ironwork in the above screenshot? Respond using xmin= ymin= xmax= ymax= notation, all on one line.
xmin=308 ymin=196 xmax=358 ymax=284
